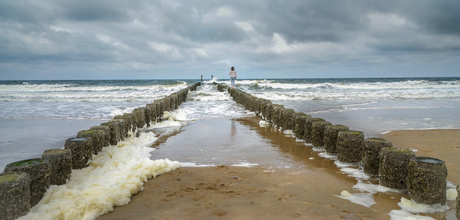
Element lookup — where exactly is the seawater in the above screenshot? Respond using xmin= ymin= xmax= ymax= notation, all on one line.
xmin=0 ymin=77 xmax=459 ymax=219
xmin=1 ymin=77 xmax=460 ymax=170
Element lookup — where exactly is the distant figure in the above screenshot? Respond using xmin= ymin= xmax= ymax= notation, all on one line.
xmin=229 ymin=66 xmax=237 ymax=89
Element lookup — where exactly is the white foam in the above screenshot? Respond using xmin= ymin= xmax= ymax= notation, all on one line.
xmin=259 ymin=120 xmax=270 ymax=127
xmin=446 ymin=180 xmax=456 ymax=189
xmin=180 ymin=162 xmax=217 ymax=167
xmin=389 ymin=210 xmax=436 ymax=220
xmin=283 ymin=129 xmax=294 ymax=135
xmin=446 ymin=189 xmax=457 ymax=201
xmin=334 ymin=160 xmax=355 ymax=168
xmin=19 ymin=132 xmax=181 ymax=220
xmin=232 ymin=162 xmax=258 ymax=167
xmin=397 ymin=197 xmax=448 ymax=214
xmin=337 ymin=190 xmax=376 ymax=208
xmin=318 ymin=152 xmax=337 ymax=159
xmin=353 ymin=179 xmax=393 ymax=194
xmin=149 ymin=113 xmax=183 ymax=128
xmin=312 ymin=147 xmax=325 ymax=152
xmin=340 ymin=167 xmax=370 ymax=180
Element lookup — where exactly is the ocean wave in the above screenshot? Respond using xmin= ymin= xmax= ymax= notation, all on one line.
xmin=0 ymin=82 xmax=188 ymax=92
xmin=232 ymin=79 xmax=460 ymax=92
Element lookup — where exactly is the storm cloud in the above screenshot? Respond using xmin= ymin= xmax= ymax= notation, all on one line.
xmin=0 ymin=0 xmax=459 ymax=79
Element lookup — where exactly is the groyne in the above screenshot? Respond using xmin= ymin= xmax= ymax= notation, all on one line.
xmin=0 ymin=82 xmax=201 ymax=220
xmin=214 ymin=82 xmax=457 ymax=215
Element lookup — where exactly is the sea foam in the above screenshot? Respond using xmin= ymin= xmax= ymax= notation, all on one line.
xmin=19 ymin=132 xmax=181 ymax=220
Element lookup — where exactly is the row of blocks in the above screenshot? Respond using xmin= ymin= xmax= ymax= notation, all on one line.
xmin=216 ymin=82 xmax=458 ymax=218
xmin=0 ymin=82 xmax=201 ymax=220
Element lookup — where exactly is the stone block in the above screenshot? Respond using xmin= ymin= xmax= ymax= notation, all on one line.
xmin=42 ymin=149 xmax=72 ymax=185
xmin=407 ymin=157 xmax=447 ymax=205
xmin=311 ymin=121 xmax=332 ymax=147
xmin=281 ymin=108 xmax=296 ymax=131
xmin=303 ymin=118 xmax=325 ymax=143
xmin=65 ymin=137 xmax=92 ymax=169
xmin=362 ymin=138 xmax=393 ymax=176
xmin=323 ymin=125 xmax=349 ymax=154
xmin=337 ymin=131 xmax=364 ymax=163
xmin=0 ymin=173 xmax=30 ymax=220
xmin=132 ymin=108 xmax=146 ymax=129
xmin=77 ymin=129 xmax=107 ymax=154
xmin=379 ymin=148 xmax=415 ymax=190
xmin=4 ymin=158 xmax=50 ymax=207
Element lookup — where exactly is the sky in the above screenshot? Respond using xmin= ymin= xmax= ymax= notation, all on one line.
xmin=1 ymin=0 xmax=460 ymax=80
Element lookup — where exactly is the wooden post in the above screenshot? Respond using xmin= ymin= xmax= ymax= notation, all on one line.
xmin=0 ymin=173 xmax=30 ymax=220
xmin=4 ymin=158 xmax=50 ymax=207
xmin=407 ymin=157 xmax=447 ymax=205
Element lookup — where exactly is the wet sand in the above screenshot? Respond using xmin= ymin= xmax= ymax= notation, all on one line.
xmin=98 ymin=117 xmax=459 ymax=220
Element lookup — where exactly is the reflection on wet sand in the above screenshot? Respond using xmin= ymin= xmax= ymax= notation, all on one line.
xmin=235 ymin=116 xmax=456 ymax=220
xmin=147 ymin=116 xmax=455 ymax=219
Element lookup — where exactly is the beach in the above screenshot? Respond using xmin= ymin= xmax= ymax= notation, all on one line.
xmin=1 ymin=79 xmax=459 ymax=219
xmin=97 ymin=117 xmax=459 ymax=220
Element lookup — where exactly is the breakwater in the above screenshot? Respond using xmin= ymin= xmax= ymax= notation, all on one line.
xmin=215 ymin=82 xmax=459 ymax=218
xmin=0 ymin=82 xmax=201 ymax=220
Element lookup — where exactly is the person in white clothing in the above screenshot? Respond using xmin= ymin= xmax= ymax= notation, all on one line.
xmin=229 ymin=66 xmax=237 ymax=89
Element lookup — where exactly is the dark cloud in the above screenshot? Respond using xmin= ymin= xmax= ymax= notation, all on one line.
xmin=0 ymin=0 xmax=459 ymax=79
xmin=57 ymin=0 xmax=132 ymax=22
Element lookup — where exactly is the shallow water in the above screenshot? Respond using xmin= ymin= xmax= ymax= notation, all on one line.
xmin=0 ymin=119 xmax=105 ymax=172
xmin=151 ymin=116 xmax=457 ymax=219
xmin=1 ymin=79 xmax=458 ymax=219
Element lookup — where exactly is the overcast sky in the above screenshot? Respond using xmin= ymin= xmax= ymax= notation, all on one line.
xmin=1 ymin=0 xmax=460 ymax=80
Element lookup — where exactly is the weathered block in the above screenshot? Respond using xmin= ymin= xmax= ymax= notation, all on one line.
xmin=257 ymin=99 xmax=272 ymax=118
xmin=264 ymin=103 xmax=274 ymax=123
xmin=90 ymin=125 xmax=111 ymax=147
xmin=114 ymin=113 xmax=135 ymax=135
xmin=336 ymin=130 xmax=364 ymax=163
xmin=271 ymin=105 xmax=285 ymax=127
xmin=65 ymin=137 xmax=92 ymax=169
xmin=281 ymin=108 xmax=296 ymax=131
xmin=77 ymin=129 xmax=106 ymax=154
xmin=109 ymin=119 xmax=126 ymax=141
xmin=303 ymin=118 xmax=325 ymax=143
xmin=42 ymin=149 xmax=72 ymax=185
xmin=162 ymin=97 xmax=170 ymax=112
xmin=169 ymin=95 xmax=178 ymax=110
xmin=0 ymin=173 xmax=30 ymax=220
xmin=4 ymin=158 xmax=50 ymax=207
xmin=379 ymin=148 xmax=415 ymax=190
xmin=407 ymin=157 xmax=447 ymax=205
xmin=181 ymin=89 xmax=188 ymax=102
xmin=132 ymin=108 xmax=146 ymax=129
xmin=145 ymin=103 xmax=157 ymax=126
xmin=100 ymin=121 xmax=122 ymax=145
xmin=311 ymin=121 xmax=332 ymax=147
xmin=323 ymin=125 xmax=349 ymax=154
xmin=362 ymin=138 xmax=393 ymax=176
xmin=153 ymin=101 xmax=164 ymax=121
xmin=294 ymin=113 xmax=309 ymax=138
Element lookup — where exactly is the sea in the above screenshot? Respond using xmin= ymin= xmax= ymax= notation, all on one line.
xmin=1 ymin=77 xmax=460 ymax=172
xmin=1 ymin=77 xmax=460 ymax=219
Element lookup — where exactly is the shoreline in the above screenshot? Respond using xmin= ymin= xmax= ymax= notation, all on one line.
xmin=98 ymin=118 xmax=459 ymax=220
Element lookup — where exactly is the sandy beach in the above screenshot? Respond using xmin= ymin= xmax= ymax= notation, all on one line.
xmin=97 ymin=117 xmax=459 ymax=220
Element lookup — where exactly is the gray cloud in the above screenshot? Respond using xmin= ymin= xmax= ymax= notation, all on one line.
xmin=0 ymin=0 xmax=459 ymax=79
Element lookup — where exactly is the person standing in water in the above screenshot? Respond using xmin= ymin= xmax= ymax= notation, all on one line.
xmin=229 ymin=66 xmax=237 ymax=89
